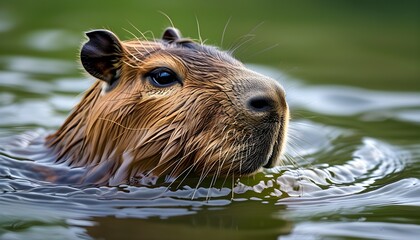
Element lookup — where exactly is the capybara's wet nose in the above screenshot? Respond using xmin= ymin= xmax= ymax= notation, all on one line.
xmin=241 ymin=76 xmax=286 ymax=118
xmin=246 ymin=95 xmax=276 ymax=113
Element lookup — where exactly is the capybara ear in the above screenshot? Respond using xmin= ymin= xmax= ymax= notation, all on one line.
xmin=162 ymin=27 xmax=181 ymax=43
xmin=81 ymin=30 xmax=123 ymax=87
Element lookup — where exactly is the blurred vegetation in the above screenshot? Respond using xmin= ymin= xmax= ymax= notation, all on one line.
xmin=1 ymin=0 xmax=419 ymax=90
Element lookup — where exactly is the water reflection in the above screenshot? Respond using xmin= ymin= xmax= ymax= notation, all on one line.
xmin=24 ymin=30 xmax=79 ymax=51
xmin=0 ymin=56 xmax=76 ymax=75
xmin=288 ymin=85 xmax=420 ymax=123
xmin=284 ymin=221 xmax=420 ymax=240
xmin=0 ymin=10 xmax=15 ymax=33
xmin=87 ymin=202 xmax=292 ymax=240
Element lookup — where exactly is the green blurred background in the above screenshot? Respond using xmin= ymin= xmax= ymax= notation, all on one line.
xmin=1 ymin=0 xmax=419 ymax=90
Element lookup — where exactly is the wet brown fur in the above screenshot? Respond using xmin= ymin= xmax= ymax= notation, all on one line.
xmin=46 ymin=29 xmax=289 ymax=186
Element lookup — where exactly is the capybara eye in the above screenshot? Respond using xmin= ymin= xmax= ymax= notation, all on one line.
xmin=146 ymin=67 xmax=181 ymax=88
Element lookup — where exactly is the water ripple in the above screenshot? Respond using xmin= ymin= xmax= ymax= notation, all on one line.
xmin=23 ymin=30 xmax=79 ymax=51
xmin=0 ymin=56 xmax=76 ymax=75
xmin=284 ymin=221 xmax=420 ymax=240
xmin=0 ymin=64 xmax=419 ymax=240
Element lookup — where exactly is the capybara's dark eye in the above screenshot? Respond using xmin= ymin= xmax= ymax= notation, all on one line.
xmin=146 ymin=67 xmax=180 ymax=88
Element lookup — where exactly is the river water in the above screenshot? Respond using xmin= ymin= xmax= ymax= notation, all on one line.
xmin=1 ymin=2 xmax=420 ymax=240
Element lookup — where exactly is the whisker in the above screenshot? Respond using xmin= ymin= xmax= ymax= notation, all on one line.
xmin=195 ymin=16 xmax=203 ymax=45
xmin=196 ymin=159 xmax=220 ymax=200
xmin=229 ymin=34 xmax=255 ymax=55
xmin=248 ymin=43 xmax=279 ymax=58
xmin=191 ymin=144 xmax=220 ymax=199
xmin=159 ymin=11 xmax=176 ymax=29
xmin=126 ymin=22 xmax=146 ymax=40
xmin=228 ymin=21 xmax=264 ymax=54
xmin=125 ymin=24 xmax=158 ymax=56
xmin=231 ymin=173 xmax=235 ymax=200
xmin=147 ymin=143 xmax=204 ymax=189
xmin=220 ymin=17 xmax=232 ymax=48
xmin=206 ymin=163 xmax=220 ymax=201
xmin=122 ymin=60 xmax=139 ymax=69
xmin=221 ymin=134 xmax=243 ymax=188
xmin=173 ymin=164 xmax=196 ymax=190
xmin=215 ymin=127 xmax=230 ymax=189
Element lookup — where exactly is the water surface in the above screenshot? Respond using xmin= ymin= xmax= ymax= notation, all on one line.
xmin=1 ymin=1 xmax=420 ymax=240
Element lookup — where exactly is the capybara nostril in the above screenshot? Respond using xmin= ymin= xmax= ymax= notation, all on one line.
xmin=247 ymin=95 xmax=276 ymax=113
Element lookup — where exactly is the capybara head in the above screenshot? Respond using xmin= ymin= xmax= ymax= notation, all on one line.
xmin=47 ymin=28 xmax=289 ymax=185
